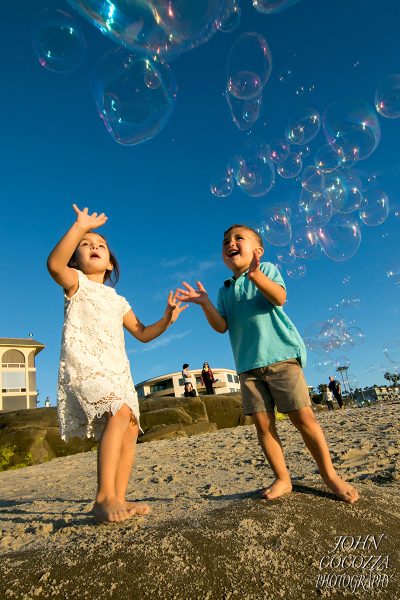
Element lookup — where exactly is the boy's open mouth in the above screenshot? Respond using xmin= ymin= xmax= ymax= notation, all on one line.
xmin=227 ymin=249 xmax=240 ymax=257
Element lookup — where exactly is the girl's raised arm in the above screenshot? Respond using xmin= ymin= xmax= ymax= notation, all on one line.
xmin=47 ymin=204 xmax=107 ymax=291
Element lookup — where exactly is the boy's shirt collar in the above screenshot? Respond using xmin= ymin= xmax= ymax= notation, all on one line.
xmin=224 ymin=269 xmax=249 ymax=287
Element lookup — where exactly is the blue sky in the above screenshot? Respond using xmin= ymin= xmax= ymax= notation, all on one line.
xmin=1 ymin=0 xmax=400 ymax=406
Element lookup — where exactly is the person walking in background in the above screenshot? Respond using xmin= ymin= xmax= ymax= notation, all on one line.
xmin=201 ymin=362 xmax=215 ymax=395
xmin=328 ymin=376 xmax=344 ymax=409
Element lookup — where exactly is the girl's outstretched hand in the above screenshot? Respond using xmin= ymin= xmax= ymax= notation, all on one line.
xmin=176 ymin=281 xmax=209 ymax=305
xmin=164 ymin=290 xmax=189 ymax=324
xmin=72 ymin=204 xmax=108 ymax=231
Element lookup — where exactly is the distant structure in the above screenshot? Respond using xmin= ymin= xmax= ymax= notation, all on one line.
xmin=135 ymin=367 xmax=240 ymax=400
xmin=0 ymin=338 xmax=45 ymax=412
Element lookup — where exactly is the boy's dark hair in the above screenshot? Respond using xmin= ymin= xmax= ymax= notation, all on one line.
xmin=223 ymin=224 xmax=264 ymax=248
xmin=68 ymin=231 xmax=120 ymax=286
xmin=182 ymin=363 xmax=189 ymax=369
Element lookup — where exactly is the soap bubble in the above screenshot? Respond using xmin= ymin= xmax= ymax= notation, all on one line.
xmin=214 ymin=0 xmax=241 ymax=33
xmin=32 ymin=9 xmax=86 ymax=73
xmin=337 ymin=170 xmax=363 ymax=214
xmin=386 ymin=262 xmax=400 ymax=287
xmin=252 ymin=0 xmax=301 ymax=15
xmin=286 ymin=263 xmax=306 ymax=279
xmin=347 ymin=374 xmax=359 ymax=389
xmin=323 ymin=98 xmax=381 ymax=163
xmin=227 ymin=155 xmax=245 ymax=178
xmin=316 ymin=214 xmax=361 ymax=261
xmin=375 ymin=74 xmax=400 ymax=119
xmin=259 ymin=207 xmax=292 ymax=246
xmin=227 ymin=33 xmax=272 ymax=100
xmin=90 ymin=49 xmax=177 ymax=146
xmin=290 ymin=225 xmax=319 ymax=259
xmin=334 ymin=355 xmax=350 ymax=368
xmin=277 ymin=152 xmax=302 ymax=178
xmin=313 ymin=359 xmax=334 ymax=373
xmin=277 ymin=246 xmax=296 ymax=264
xmin=68 ymin=0 xmax=225 ymax=59
xmin=285 ymin=109 xmax=321 ymax=145
xmin=210 ymin=173 xmax=233 ymax=197
xmin=301 ymin=166 xmax=325 ymax=192
xmin=366 ymin=363 xmax=377 ymax=372
xmin=299 ymin=189 xmax=333 ymax=227
xmin=383 ymin=340 xmax=400 ymax=365
xmin=314 ymin=143 xmax=344 ymax=172
xmin=346 ymin=326 xmax=365 ymax=345
xmin=269 ymin=139 xmax=290 ymax=164
xmin=359 ymin=189 xmax=389 ymax=226
xmin=298 ymin=145 xmax=311 ymax=158
xmin=226 ymin=91 xmax=261 ymax=130
xmin=236 ymin=145 xmax=275 ymax=197
xmin=324 ymin=172 xmax=348 ymax=211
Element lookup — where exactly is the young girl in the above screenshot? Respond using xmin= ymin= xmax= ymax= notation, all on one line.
xmin=47 ymin=204 xmax=188 ymax=523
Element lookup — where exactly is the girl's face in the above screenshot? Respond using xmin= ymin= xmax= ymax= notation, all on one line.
xmin=73 ymin=232 xmax=113 ymax=276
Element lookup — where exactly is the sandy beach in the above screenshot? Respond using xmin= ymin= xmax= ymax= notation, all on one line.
xmin=1 ymin=402 xmax=399 ymax=599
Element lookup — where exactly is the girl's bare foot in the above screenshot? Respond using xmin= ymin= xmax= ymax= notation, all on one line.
xmin=124 ymin=501 xmax=151 ymax=515
xmin=92 ymin=500 xmax=138 ymax=523
xmin=262 ymin=478 xmax=292 ymax=500
xmin=325 ymin=475 xmax=359 ymax=504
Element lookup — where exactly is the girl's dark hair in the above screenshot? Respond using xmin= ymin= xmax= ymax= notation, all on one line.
xmin=203 ymin=362 xmax=209 ymax=368
xmin=68 ymin=231 xmax=120 ymax=286
xmin=183 ymin=363 xmax=189 ymax=369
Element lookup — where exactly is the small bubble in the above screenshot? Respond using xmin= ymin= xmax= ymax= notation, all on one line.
xmin=295 ymin=85 xmax=304 ymax=96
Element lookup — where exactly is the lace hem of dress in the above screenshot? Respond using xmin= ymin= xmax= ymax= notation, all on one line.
xmin=60 ymin=396 xmax=142 ymax=443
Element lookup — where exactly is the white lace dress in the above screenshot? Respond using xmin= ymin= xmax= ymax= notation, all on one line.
xmin=57 ymin=269 xmax=140 ymax=442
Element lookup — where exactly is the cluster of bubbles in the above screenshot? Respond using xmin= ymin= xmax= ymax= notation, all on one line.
xmin=303 ymin=311 xmax=365 ymax=374
xmin=32 ymin=1 xmax=306 ymax=146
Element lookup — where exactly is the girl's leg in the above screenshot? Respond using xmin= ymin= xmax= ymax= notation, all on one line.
xmin=252 ymin=411 xmax=292 ymax=500
xmin=93 ymin=404 xmax=138 ymax=522
xmin=114 ymin=418 xmax=150 ymax=515
xmin=288 ymin=406 xmax=359 ymax=503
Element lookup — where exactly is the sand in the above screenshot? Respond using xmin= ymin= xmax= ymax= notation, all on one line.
xmin=1 ymin=402 xmax=399 ymax=599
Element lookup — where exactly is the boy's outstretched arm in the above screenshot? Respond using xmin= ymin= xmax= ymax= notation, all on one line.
xmin=124 ymin=290 xmax=188 ymax=343
xmin=176 ymin=281 xmax=228 ymax=333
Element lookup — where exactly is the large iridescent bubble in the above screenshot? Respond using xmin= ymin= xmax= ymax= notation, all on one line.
xmin=286 ymin=263 xmax=306 ymax=279
xmin=214 ymin=0 xmax=241 ymax=33
xmin=226 ymin=91 xmax=263 ymax=131
xmin=252 ymin=0 xmax=301 ymax=15
xmin=259 ymin=207 xmax=291 ymax=246
xmin=290 ymin=224 xmax=319 ymax=259
xmin=375 ymin=74 xmax=400 ymax=119
xmin=285 ymin=109 xmax=321 ymax=145
xmin=67 ymin=0 xmax=225 ymax=59
xmin=235 ymin=145 xmax=275 ymax=197
xmin=32 ymin=9 xmax=86 ymax=73
xmin=359 ymin=189 xmax=389 ymax=226
xmin=314 ymin=143 xmax=344 ymax=172
xmin=299 ymin=189 xmax=333 ymax=227
xmin=90 ymin=48 xmax=177 ymax=145
xmin=337 ymin=170 xmax=363 ymax=214
xmin=301 ymin=166 xmax=324 ymax=193
xmin=227 ymin=33 xmax=272 ymax=100
xmin=316 ymin=214 xmax=361 ymax=261
xmin=210 ymin=172 xmax=233 ymax=197
xmin=277 ymin=152 xmax=302 ymax=178
xmin=323 ymin=98 xmax=381 ymax=163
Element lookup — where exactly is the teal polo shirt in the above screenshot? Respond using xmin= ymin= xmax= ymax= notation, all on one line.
xmin=216 ymin=262 xmax=307 ymax=374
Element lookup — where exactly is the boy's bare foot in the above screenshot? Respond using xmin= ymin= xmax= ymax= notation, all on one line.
xmin=262 ymin=479 xmax=292 ymax=500
xmin=325 ymin=475 xmax=359 ymax=504
xmin=92 ymin=500 xmax=138 ymax=523
xmin=124 ymin=501 xmax=151 ymax=515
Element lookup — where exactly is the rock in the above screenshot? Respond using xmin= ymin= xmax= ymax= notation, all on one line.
xmin=139 ymin=397 xmax=208 ymax=423
xmin=202 ymin=394 xmax=243 ymax=429
xmin=140 ymin=408 xmax=193 ymax=432
xmin=239 ymin=415 xmax=254 ymax=426
xmin=137 ymin=423 xmax=187 ymax=443
xmin=183 ymin=422 xmax=218 ymax=436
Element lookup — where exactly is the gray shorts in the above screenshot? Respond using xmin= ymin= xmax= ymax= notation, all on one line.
xmin=239 ymin=359 xmax=311 ymax=415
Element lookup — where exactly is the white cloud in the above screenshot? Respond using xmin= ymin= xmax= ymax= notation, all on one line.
xmin=128 ymin=330 xmax=193 ymax=354
xmin=160 ymin=256 xmax=189 ymax=268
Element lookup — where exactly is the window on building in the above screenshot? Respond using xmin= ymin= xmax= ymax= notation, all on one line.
xmin=150 ymin=378 xmax=173 ymax=393
xmin=137 ymin=387 xmax=145 ymax=398
xmin=227 ymin=373 xmax=233 ymax=382
xmin=2 ymin=371 xmax=26 ymax=392
xmin=230 ymin=388 xmax=236 ymax=392
xmin=178 ymin=378 xmax=184 ymax=386
xmin=2 ymin=350 xmax=25 ymax=366
xmin=234 ymin=375 xmax=239 ymax=383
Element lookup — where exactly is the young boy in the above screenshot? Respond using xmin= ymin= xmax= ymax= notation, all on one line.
xmin=177 ymin=224 xmax=359 ymax=503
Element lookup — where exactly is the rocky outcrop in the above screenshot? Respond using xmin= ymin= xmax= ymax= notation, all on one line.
xmin=0 ymin=394 xmax=246 ymax=469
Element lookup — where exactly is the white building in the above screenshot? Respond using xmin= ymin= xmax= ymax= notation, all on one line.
xmin=0 ymin=338 xmax=45 ymax=412
xmin=135 ymin=367 xmax=240 ymax=400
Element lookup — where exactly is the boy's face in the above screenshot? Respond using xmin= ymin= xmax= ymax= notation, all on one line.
xmin=222 ymin=227 xmax=264 ymax=276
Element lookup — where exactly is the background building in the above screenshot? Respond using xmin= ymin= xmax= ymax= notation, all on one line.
xmin=135 ymin=367 xmax=240 ymax=400
xmin=0 ymin=338 xmax=45 ymax=412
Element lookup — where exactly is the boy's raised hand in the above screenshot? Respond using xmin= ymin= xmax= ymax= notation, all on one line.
xmin=176 ymin=281 xmax=209 ymax=305
xmin=73 ymin=204 xmax=108 ymax=231
xmin=164 ymin=290 xmax=189 ymax=324
xmin=248 ymin=249 xmax=262 ymax=280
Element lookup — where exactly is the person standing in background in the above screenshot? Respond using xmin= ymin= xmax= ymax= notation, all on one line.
xmin=201 ymin=362 xmax=215 ymax=395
